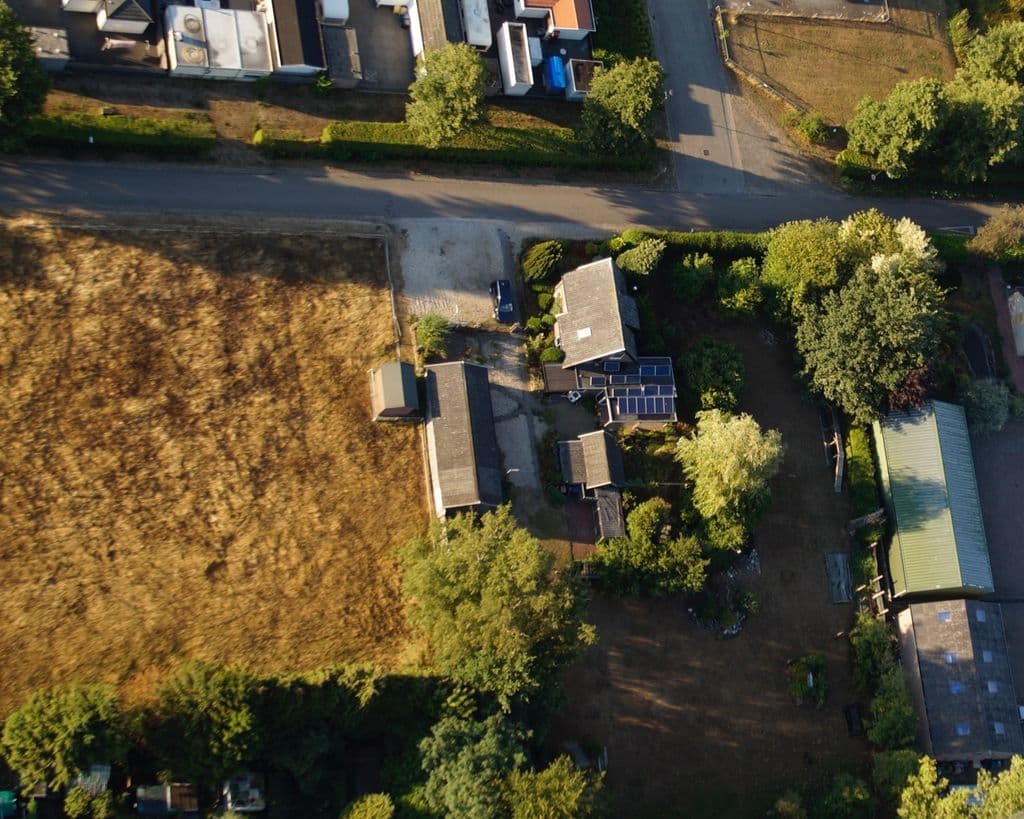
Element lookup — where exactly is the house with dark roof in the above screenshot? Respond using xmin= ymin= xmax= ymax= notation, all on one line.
xmin=546 ymin=258 xmax=677 ymax=428
xmin=513 ymin=0 xmax=595 ymax=41
xmin=96 ymin=0 xmax=152 ymax=34
xmin=368 ymin=361 xmax=419 ymax=421
xmin=135 ymin=784 xmax=199 ymax=815
xmin=559 ymin=430 xmax=626 ymax=539
xmin=261 ymin=0 xmax=325 ymax=74
xmin=553 ymin=258 xmax=639 ymax=370
xmin=898 ymin=600 xmax=1024 ymax=763
xmin=425 ymin=362 xmax=503 ymax=517
xmin=873 ymin=401 xmax=994 ymax=599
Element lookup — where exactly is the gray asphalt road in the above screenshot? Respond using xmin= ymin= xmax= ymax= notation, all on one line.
xmin=648 ymin=0 xmax=746 ymax=194
xmin=0 ymin=158 xmax=1000 ymax=232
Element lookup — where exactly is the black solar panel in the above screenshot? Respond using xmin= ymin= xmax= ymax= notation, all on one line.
xmin=656 ymin=365 xmax=671 ymax=376
xmin=658 ymin=385 xmax=674 ymax=396
xmin=610 ymin=374 xmax=626 ymax=384
xmin=604 ymin=360 xmax=620 ymax=372
xmin=639 ymin=365 xmax=656 ymax=376
xmin=625 ymin=374 xmax=641 ymax=384
xmin=590 ymin=376 xmax=606 ymax=386
xmin=644 ymin=385 xmax=658 ymax=395
xmin=628 ymin=387 xmax=642 ymax=396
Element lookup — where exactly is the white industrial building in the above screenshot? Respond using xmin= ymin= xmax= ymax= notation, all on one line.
xmin=165 ymin=5 xmax=273 ymax=79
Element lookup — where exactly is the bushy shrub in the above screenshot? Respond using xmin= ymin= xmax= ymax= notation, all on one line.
xmin=540 ymin=313 xmax=556 ymax=328
xmin=671 ymin=252 xmax=714 ymax=302
xmin=947 ymin=8 xmax=975 ymax=62
xmin=784 ymin=110 xmax=828 ymax=145
xmin=679 ymin=337 xmax=744 ymax=411
xmin=539 ymin=346 xmax=565 ymax=363
xmin=521 ymin=240 xmax=565 ymax=283
xmin=618 ymin=228 xmax=651 ymax=246
xmin=525 ymin=316 xmax=544 ymax=335
xmin=537 ymin=292 xmax=554 ymax=311
xmin=959 ymin=379 xmax=1011 ymax=433
xmin=716 ymin=257 xmax=763 ymax=317
xmin=616 ymin=237 xmax=667 ymax=277
xmin=787 ymin=654 xmax=827 ymax=707
xmin=416 ymin=314 xmax=450 ymax=360
xmin=849 ymin=610 xmax=893 ymax=693
xmin=866 ymin=667 xmax=916 ymax=750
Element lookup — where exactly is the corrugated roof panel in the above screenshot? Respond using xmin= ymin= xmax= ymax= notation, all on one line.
xmin=934 ymin=401 xmax=994 ymax=592
xmin=875 ymin=401 xmax=993 ymax=597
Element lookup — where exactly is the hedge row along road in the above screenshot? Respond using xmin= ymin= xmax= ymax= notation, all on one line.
xmin=0 ymin=158 xmax=1002 ymax=233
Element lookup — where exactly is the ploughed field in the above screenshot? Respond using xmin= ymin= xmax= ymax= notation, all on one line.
xmin=0 ymin=216 xmax=425 ymax=714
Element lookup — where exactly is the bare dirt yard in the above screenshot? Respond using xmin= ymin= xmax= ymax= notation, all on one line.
xmin=549 ymin=319 xmax=866 ymax=817
xmin=726 ymin=0 xmax=956 ymax=123
xmin=0 ymin=216 xmax=426 ymax=715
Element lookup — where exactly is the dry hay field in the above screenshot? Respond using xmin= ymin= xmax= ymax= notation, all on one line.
xmin=0 ymin=216 xmax=426 ymax=716
xmin=727 ymin=0 xmax=956 ymax=124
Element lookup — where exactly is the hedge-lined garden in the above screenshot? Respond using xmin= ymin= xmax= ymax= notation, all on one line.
xmin=23 ymin=113 xmax=216 ymax=158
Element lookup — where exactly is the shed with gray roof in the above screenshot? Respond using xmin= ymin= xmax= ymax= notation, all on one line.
xmin=425 ymin=362 xmax=503 ymax=516
xmin=369 ymin=361 xmax=419 ymax=421
xmin=553 ymin=259 xmax=640 ymax=370
xmin=898 ymin=600 xmax=1024 ymax=763
xmin=873 ymin=401 xmax=994 ymax=598
xmin=559 ymin=430 xmax=626 ymax=539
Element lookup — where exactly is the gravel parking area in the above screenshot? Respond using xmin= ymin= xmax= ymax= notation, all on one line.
xmin=395 ymin=219 xmax=514 ymax=326
xmin=721 ymin=0 xmax=888 ymax=20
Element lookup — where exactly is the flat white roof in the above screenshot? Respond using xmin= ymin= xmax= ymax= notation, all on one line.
xmin=461 ymin=0 xmax=492 ymax=48
xmin=204 ymin=7 xmax=242 ymax=71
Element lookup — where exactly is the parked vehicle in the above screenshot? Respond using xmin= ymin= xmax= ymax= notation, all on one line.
xmin=490 ymin=279 xmax=515 ymax=323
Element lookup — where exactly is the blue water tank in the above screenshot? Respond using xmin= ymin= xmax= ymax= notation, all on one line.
xmin=544 ymin=56 xmax=566 ymax=92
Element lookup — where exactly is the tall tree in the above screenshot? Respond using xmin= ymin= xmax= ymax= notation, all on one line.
xmin=897 ymin=756 xmax=969 ymax=819
xmin=846 ymin=78 xmax=949 ymax=178
xmin=942 ymin=75 xmax=1024 ymax=182
xmin=154 ymin=661 xmax=259 ymax=784
xmin=974 ymin=755 xmax=1024 ymax=818
xmin=0 ymin=2 xmax=48 ymax=136
xmin=0 ymin=684 xmax=125 ymax=793
xmin=675 ymin=410 xmax=784 ymax=547
xmin=969 ymin=204 xmax=1024 ymax=260
xmin=401 ymin=506 xmax=596 ymax=708
xmin=592 ymin=497 xmax=710 ymax=596
xmin=504 ymin=755 xmax=602 ymax=819
xmin=795 ymin=254 xmax=946 ymax=424
xmin=419 ymin=714 xmax=526 ymax=819
xmin=405 ymin=43 xmax=486 ymax=148
xmin=761 ymin=218 xmax=844 ymax=314
xmin=963 ymin=22 xmax=1024 ymax=86
xmin=579 ymin=58 xmax=664 ymax=156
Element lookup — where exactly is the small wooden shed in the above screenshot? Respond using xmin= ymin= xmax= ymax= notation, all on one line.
xmin=369 ymin=361 xmax=419 ymax=421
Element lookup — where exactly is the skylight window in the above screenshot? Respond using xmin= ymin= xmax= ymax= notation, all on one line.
xmin=577 ymin=327 xmax=592 ymax=340
xmin=988 ymin=680 xmax=999 ymax=694
xmin=983 ymin=650 xmax=994 ymax=663
xmin=995 ymin=722 xmax=1006 ymax=736
xmin=957 ymin=723 xmax=971 ymax=736
xmin=945 ymin=651 xmax=958 ymax=665
xmin=938 ymin=611 xmax=951 ymax=623
xmin=949 ymin=681 xmax=965 ymax=695
xmin=976 ymin=608 xmax=988 ymax=623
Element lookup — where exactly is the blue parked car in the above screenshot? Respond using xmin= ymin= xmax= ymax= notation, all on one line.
xmin=490 ymin=279 xmax=515 ymax=323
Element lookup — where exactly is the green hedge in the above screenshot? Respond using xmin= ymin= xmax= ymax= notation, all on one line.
xmin=24 ymin=113 xmax=216 ymax=158
xmin=318 ymin=121 xmax=652 ymax=170
xmin=846 ymin=426 xmax=883 ymax=586
xmin=643 ymin=229 xmax=770 ymax=265
xmin=591 ymin=0 xmax=654 ymax=62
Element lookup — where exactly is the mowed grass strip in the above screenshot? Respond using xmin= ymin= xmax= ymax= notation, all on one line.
xmin=726 ymin=0 xmax=956 ymax=123
xmin=0 ymin=218 xmax=425 ymax=715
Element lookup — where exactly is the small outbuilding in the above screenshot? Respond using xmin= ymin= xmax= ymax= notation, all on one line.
xmin=559 ymin=430 xmax=626 ymax=539
xmin=369 ymin=361 xmax=419 ymax=421
xmin=29 ymin=28 xmax=70 ymax=71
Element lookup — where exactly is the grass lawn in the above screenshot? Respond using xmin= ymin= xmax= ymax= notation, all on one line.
xmin=548 ymin=309 xmax=866 ymax=815
xmin=0 ymin=216 xmax=426 ymax=716
xmin=726 ymin=0 xmax=956 ymax=123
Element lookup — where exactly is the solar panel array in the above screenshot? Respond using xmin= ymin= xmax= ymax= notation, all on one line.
xmin=638 ymin=364 xmax=672 ymax=377
xmin=615 ymin=395 xmax=675 ymax=417
xmin=610 ymin=385 xmax=675 ymax=397
xmin=609 ymin=374 xmax=641 ymax=385
xmin=589 ymin=376 xmax=606 ymax=387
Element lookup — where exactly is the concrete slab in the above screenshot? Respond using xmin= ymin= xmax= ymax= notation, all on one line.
xmin=346 ymin=0 xmax=414 ymax=90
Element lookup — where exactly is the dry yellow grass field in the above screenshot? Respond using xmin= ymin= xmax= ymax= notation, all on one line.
xmin=727 ymin=0 xmax=957 ymax=124
xmin=0 ymin=217 xmax=426 ymax=715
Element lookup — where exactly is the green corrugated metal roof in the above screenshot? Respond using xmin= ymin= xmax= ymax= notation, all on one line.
xmin=874 ymin=401 xmax=993 ymax=597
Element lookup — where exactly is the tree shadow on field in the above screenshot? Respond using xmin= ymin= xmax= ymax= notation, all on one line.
xmin=0 ymin=222 xmax=48 ymax=287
